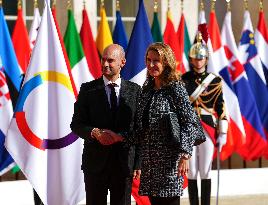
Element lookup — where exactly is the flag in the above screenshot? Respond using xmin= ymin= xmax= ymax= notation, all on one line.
xmin=121 ymin=0 xmax=153 ymax=86
xmin=198 ymin=9 xmax=245 ymax=160
xmin=0 ymin=58 xmax=15 ymax=175
xmin=0 ymin=7 xmax=23 ymax=95
xmin=52 ymin=5 xmax=77 ymax=97
xmin=113 ymin=10 xmax=128 ymax=51
xmin=255 ymin=9 xmax=268 ymax=158
xmin=5 ymin=2 xmax=85 ymax=205
xmin=29 ymin=7 xmax=41 ymax=49
xmin=131 ymin=179 xmax=151 ymax=205
xmin=12 ymin=7 xmax=31 ymax=74
xmin=208 ymin=10 xmax=246 ymax=160
xmin=96 ymin=5 xmax=113 ymax=56
xmin=151 ymin=11 xmax=163 ymax=42
xmin=177 ymin=13 xmax=191 ymax=73
xmin=80 ymin=8 xmax=102 ymax=79
xmin=255 ymin=9 xmax=268 ymax=84
xmin=238 ymin=10 xmax=268 ymax=159
xmin=0 ymin=6 xmax=22 ymax=175
xmin=221 ymin=11 xmax=265 ymax=160
xmin=163 ymin=10 xmax=182 ymax=73
xmin=64 ymin=9 xmax=94 ymax=92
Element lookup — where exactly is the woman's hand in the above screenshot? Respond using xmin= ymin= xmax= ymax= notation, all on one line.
xmin=178 ymin=158 xmax=189 ymax=177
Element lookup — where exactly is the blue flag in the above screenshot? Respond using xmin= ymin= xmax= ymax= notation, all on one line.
xmin=0 ymin=8 xmax=22 ymax=92
xmin=113 ymin=10 xmax=128 ymax=51
xmin=238 ymin=11 xmax=268 ymax=142
xmin=121 ymin=0 xmax=153 ymax=86
xmin=0 ymin=7 xmax=22 ymax=175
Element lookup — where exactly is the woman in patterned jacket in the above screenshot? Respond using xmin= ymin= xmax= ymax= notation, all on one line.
xmin=135 ymin=42 xmax=205 ymax=205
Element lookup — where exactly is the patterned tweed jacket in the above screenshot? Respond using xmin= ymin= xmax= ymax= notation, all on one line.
xmin=136 ymin=80 xmax=205 ymax=197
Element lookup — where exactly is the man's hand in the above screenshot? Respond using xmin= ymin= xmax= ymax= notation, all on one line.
xmin=102 ymin=129 xmax=124 ymax=144
xmin=91 ymin=128 xmax=102 ymax=139
xmin=216 ymin=133 xmax=227 ymax=152
xmin=133 ymin=170 xmax=141 ymax=180
xmin=178 ymin=158 xmax=189 ymax=177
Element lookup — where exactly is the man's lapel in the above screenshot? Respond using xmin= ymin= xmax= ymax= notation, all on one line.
xmin=94 ymin=77 xmax=110 ymax=113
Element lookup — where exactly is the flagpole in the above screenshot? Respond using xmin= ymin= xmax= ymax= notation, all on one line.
xmin=34 ymin=0 xmax=38 ymax=8
xmin=226 ymin=0 xmax=231 ymax=12
xmin=154 ymin=0 xmax=158 ymax=13
xmin=67 ymin=0 xmax=71 ymax=10
xmin=200 ymin=0 xmax=204 ymax=11
xmin=244 ymin=0 xmax=248 ymax=11
xmin=259 ymin=0 xmax=263 ymax=11
xmin=180 ymin=0 xmax=184 ymax=13
xmin=211 ymin=0 xmax=216 ymax=11
xmin=17 ymin=0 xmax=22 ymax=9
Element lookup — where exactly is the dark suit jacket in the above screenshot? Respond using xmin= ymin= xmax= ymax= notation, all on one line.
xmin=70 ymin=77 xmax=141 ymax=176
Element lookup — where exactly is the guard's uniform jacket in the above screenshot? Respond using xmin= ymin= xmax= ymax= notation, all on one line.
xmin=182 ymin=70 xmax=228 ymax=142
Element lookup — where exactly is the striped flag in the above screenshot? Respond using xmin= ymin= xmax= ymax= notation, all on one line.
xmin=6 ymin=2 xmax=85 ymax=204
xmin=0 ymin=58 xmax=15 ymax=175
xmin=177 ymin=13 xmax=191 ymax=73
xmin=255 ymin=9 xmax=268 ymax=84
xmin=80 ymin=8 xmax=102 ymax=79
xmin=64 ymin=9 xmax=94 ymax=92
xmin=113 ymin=9 xmax=128 ymax=51
xmin=0 ymin=5 xmax=23 ymax=176
xmin=238 ymin=10 xmax=268 ymax=159
xmin=121 ymin=0 xmax=153 ymax=86
xmin=255 ymin=8 xmax=268 ymax=158
xmin=198 ymin=9 xmax=245 ymax=160
xmin=96 ymin=5 xmax=113 ymax=56
xmin=221 ymin=11 xmax=264 ymax=160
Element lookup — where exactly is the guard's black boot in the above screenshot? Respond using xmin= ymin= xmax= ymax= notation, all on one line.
xmin=188 ymin=179 xmax=199 ymax=205
xmin=201 ymin=179 xmax=211 ymax=205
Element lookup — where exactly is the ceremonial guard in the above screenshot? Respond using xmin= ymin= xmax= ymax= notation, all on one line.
xmin=181 ymin=33 xmax=228 ymax=205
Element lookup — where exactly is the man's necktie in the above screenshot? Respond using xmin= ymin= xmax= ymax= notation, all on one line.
xmin=108 ymin=83 xmax=117 ymax=113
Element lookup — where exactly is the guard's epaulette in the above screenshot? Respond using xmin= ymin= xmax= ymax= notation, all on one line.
xmin=209 ymin=72 xmax=222 ymax=81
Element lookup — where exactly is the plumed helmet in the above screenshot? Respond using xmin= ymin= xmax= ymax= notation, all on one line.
xmin=189 ymin=32 xmax=209 ymax=59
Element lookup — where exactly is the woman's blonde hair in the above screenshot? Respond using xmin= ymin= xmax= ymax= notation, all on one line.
xmin=145 ymin=42 xmax=181 ymax=86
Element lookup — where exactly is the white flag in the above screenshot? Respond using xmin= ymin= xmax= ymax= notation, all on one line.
xmin=0 ymin=57 xmax=15 ymax=175
xmin=29 ymin=7 xmax=41 ymax=49
xmin=5 ymin=2 xmax=85 ymax=205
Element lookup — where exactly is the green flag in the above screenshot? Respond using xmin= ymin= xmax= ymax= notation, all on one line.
xmin=151 ymin=12 xmax=162 ymax=42
xmin=64 ymin=9 xmax=94 ymax=92
xmin=184 ymin=21 xmax=191 ymax=62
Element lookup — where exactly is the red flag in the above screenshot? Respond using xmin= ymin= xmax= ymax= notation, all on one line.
xmin=131 ymin=179 xmax=151 ymax=205
xmin=163 ymin=11 xmax=181 ymax=73
xmin=52 ymin=6 xmax=77 ymax=97
xmin=208 ymin=10 xmax=246 ymax=160
xmin=176 ymin=14 xmax=186 ymax=74
xmin=131 ymin=177 xmax=188 ymax=205
xmin=80 ymin=9 xmax=102 ymax=79
xmin=12 ymin=8 xmax=31 ymax=73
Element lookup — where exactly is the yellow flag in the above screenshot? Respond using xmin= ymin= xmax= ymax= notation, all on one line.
xmin=96 ymin=6 xmax=113 ymax=55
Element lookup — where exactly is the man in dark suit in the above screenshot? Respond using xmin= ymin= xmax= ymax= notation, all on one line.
xmin=70 ymin=44 xmax=141 ymax=205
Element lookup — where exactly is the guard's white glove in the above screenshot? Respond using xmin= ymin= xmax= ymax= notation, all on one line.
xmin=216 ymin=133 xmax=227 ymax=152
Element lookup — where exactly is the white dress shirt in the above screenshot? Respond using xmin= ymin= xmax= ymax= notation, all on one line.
xmin=103 ymin=75 xmax=121 ymax=108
